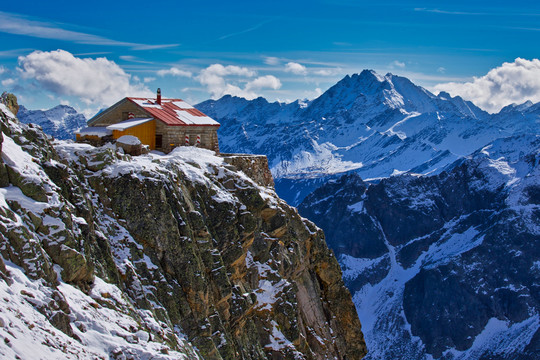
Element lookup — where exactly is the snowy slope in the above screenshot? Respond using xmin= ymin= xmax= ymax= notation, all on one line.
xmin=197 ymin=70 xmax=538 ymax=205
xmin=17 ymin=104 xmax=87 ymax=140
xmin=0 ymin=264 xmax=197 ymax=360
xmin=298 ymin=134 xmax=540 ymax=359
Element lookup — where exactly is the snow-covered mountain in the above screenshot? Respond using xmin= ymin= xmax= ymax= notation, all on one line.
xmin=298 ymin=134 xmax=540 ymax=359
xmin=197 ymin=70 xmax=538 ymax=205
xmin=17 ymin=104 xmax=87 ymax=140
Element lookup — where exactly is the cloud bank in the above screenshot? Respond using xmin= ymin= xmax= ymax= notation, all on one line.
xmin=157 ymin=67 xmax=192 ymax=78
xmin=434 ymin=58 xmax=540 ymax=113
xmin=18 ymin=49 xmax=152 ymax=106
xmin=197 ymin=64 xmax=281 ymax=99
xmin=285 ymin=62 xmax=307 ymax=75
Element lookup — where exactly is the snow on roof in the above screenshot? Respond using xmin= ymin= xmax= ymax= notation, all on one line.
xmin=128 ymin=97 xmax=220 ymax=127
xmin=75 ymin=127 xmax=112 ymax=137
xmin=117 ymin=135 xmax=141 ymax=145
xmin=173 ymin=110 xmax=217 ymax=125
xmin=130 ymin=98 xmax=162 ymax=109
xmin=106 ymin=118 xmax=153 ymax=131
xmin=173 ymin=100 xmax=194 ymax=109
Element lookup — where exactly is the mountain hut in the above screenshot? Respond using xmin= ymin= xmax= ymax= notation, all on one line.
xmin=76 ymin=89 xmax=220 ymax=153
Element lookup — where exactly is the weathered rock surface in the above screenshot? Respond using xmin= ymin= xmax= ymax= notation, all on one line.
xmin=0 ymin=102 xmax=366 ymax=359
xmin=299 ymin=134 xmax=540 ymax=359
xmin=0 ymin=92 xmax=19 ymax=116
xmin=222 ymin=153 xmax=275 ymax=188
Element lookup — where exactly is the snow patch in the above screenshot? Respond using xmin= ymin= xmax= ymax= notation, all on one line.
xmin=117 ymin=135 xmax=141 ymax=146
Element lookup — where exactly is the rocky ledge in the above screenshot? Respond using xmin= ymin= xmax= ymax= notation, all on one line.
xmin=0 ymin=101 xmax=366 ymax=359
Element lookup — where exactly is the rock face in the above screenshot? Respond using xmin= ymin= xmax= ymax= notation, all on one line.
xmin=0 ymin=102 xmax=365 ymax=359
xmin=116 ymin=134 xmax=143 ymax=155
xmin=0 ymin=92 xmax=19 ymax=116
xmin=222 ymin=154 xmax=275 ymax=188
xmin=299 ymin=134 xmax=540 ymax=359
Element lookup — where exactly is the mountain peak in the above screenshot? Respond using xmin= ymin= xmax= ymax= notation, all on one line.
xmin=500 ymin=100 xmax=534 ymax=113
xmin=16 ymin=103 xmax=87 ymax=140
xmin=348 ymin=69 xmax=387 ymax=87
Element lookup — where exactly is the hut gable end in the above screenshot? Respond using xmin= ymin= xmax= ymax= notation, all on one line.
xmin=87 ymin=98 xmax=149 ymax=127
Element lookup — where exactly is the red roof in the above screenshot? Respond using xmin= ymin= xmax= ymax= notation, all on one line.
xmin=127 ymin=97 xmax=220 ymax=127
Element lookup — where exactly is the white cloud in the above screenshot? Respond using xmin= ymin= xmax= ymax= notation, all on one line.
xmin=1 ymin=78 xmax=15 ymax=87
xmin=313 ymin=68 xmax=341 ymax=76
xmin=157 ymin=67 xmax=192 ymax=78
xmin=434 ymin=58 xmax=540 ymax=113
xmin=264 ymin=56 xmax=281 ymax=65
xmin=0 ymin=65 xmax=6 ymax=75
xmin=119 ymin=55 xmax=136 ymax=61
xmin=437 ymin=67 xmax=446 ymax=73
xmin=301 ymin=87 xmax=323 ymax=101
xmin=143 ymin=77 xmax=156 ymax=83
xmin=196 ymin=64 xmax=280 ymax=100
xmin=18 ymin=49 xmax=152 ymax=106
xmin=285 ymin=62 xmax=308 ymax=75
xmin=200 ymin=64 xmax=255 ymax=78
xmin=245 ymin=75 xmax=281 ymax=91
xmin=390 ymin=60 xmax=406 ymax=69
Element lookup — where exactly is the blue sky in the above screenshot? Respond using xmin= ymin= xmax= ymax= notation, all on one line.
xmin=1 ymin=0 xmax=540 ymax=116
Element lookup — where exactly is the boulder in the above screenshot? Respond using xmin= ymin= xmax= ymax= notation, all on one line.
xmin=116 ymin=135 xmax=142 ymax=156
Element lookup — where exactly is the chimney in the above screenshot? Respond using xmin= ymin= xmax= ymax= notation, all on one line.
xmin=156 ymin=88 xmax=162 ymax=105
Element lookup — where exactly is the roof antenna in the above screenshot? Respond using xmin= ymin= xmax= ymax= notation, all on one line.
xmin=157 ymin=88 xmax=162 ymax=105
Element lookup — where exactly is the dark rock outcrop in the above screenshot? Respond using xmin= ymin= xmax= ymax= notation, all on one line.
xmin=299 ymin=134 xmax=540 ymax=359
xmin=0 ymin=92 xmax=19 ymax=115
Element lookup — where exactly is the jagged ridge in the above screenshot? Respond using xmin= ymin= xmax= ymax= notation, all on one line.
xmin=18 ymin=104 xmax=87 ymax=140
xmin=197 ymin=70 xmax=538 ymax=205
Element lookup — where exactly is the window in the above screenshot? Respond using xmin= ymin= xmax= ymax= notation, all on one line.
xmin=155 ymin=134 xmax=163 ymax=148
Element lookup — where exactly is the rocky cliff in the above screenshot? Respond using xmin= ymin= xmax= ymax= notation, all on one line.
xmin=0 ymin=101 xmax=366 ymax=359
xmin=299 ymin=134 xmax=540 ymax=359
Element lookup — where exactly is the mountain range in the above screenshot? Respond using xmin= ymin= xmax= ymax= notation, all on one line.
xmin=299 ymin=134 xmax=540 ymax=359
xmin=197 ymin=70 xmax=539 ymax=205
xmin=197 ymin=70 xmax=539 ymax=359
xmin=17 ymin=104 xmax=87 ymax=140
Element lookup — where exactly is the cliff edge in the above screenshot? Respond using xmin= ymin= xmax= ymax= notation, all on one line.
xmin=0 ymin=100 xmax=366 ymax=359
